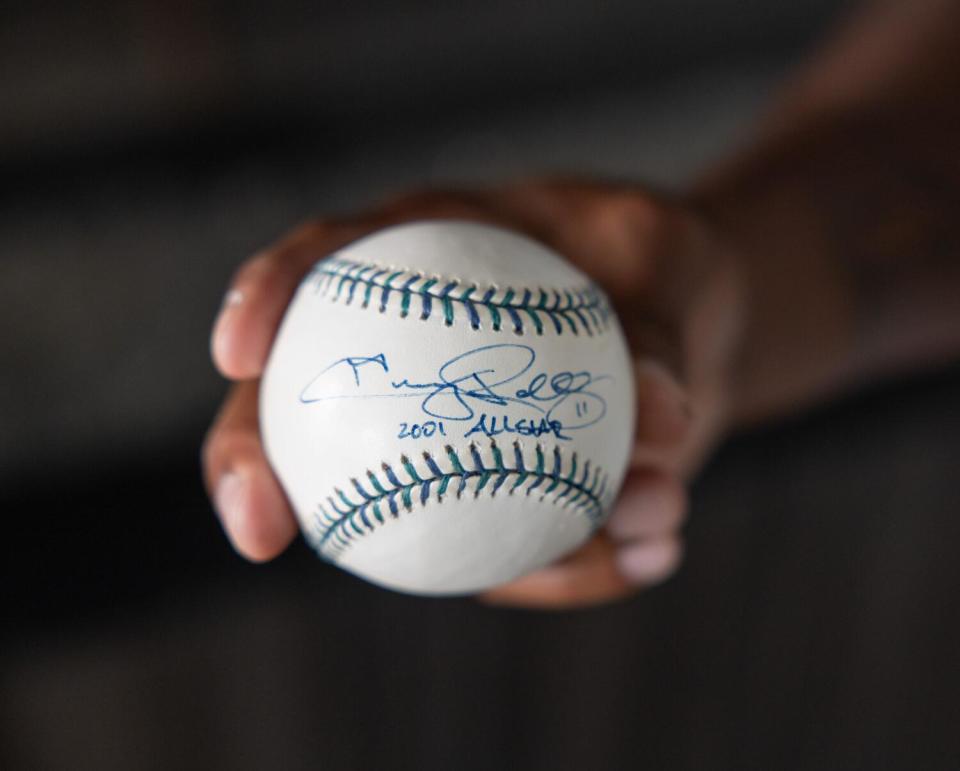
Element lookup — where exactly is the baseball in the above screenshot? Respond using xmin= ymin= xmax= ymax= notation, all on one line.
xmin=260 ymin=221 xmax=635 ymax=595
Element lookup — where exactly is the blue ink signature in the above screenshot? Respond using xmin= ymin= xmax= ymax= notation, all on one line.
xmin=300 ymin=344 xmax=610 ymax=431
xmin=314 ymin=353 xmax=389 ymax=386
xmin=463 ymin=413 xmax=567 ymax=440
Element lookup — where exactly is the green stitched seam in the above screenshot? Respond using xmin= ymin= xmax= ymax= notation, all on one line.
xmin=314 ymin=443 xmax=607 ymax=557
xmin=312 ymin=258 xmax=610 ymax=335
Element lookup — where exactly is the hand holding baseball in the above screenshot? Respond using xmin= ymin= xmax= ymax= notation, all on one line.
xmin=203 ymin=179 xmax=743 ymax=607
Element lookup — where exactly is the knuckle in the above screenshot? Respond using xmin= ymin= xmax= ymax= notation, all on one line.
xmin=377 ymin=188 xmax=490 ymax=221
xmin=201 ymin=431 xmax=215 ymax=468
xmin=233 ymin=218 xmax=335 ymax=287
xmin=604 ymin=193 xmax=674 ymax=256
xmin=288 ymin=217 xmax=332 ymax=244
xmin=202 ymin=423 xmax=259 ymax=470
xmin=200 ymin=424 xmax=224 ymax=470
xmin=231 ymin=250 xmax=274 ymax=288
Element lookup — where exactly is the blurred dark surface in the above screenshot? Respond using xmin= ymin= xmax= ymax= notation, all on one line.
xmin=4 ymin=1 xmax=960 ymax=769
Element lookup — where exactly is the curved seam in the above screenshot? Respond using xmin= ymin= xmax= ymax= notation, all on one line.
xmin=312 ymin=440 xmax=610 ymax=560
xmin=309 ymin=256 xmax=612 ymax=337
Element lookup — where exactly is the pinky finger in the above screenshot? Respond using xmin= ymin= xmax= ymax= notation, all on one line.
xmin=479 ymin=534 xmax=635 ymax=610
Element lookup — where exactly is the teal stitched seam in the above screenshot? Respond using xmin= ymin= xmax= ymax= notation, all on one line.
xmin=308 ymin=257 xmax=612 ymax=336
xmin=313 ymin=440 xmax=609 ymax=559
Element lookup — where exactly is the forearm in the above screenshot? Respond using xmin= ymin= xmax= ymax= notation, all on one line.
xmin=692 ymin=0 xmax=960 ymax=424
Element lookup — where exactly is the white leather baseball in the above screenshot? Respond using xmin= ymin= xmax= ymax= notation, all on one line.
xmin=260 ymin=221 xmax=635 ymax=595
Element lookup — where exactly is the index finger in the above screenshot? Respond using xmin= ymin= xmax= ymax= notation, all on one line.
xmin=210 ymin=190 xmax=513 ymax=381
xmin=211 ymin=220 xmax=368 ymax=380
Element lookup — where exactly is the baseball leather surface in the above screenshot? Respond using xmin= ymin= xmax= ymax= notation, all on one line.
xmin=261 ymin=221 xmax=634 ymax=595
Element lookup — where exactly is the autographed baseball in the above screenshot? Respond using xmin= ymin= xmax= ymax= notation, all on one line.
xmin=261 ymin=221 xmax=634 ymax=595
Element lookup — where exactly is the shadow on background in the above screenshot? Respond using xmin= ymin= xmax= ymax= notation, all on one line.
xmin=3 ymin=1 xmax=959 ymax=769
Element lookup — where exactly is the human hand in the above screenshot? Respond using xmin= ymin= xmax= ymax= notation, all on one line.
xmin=203 ymin=179 xmax=743 ymax=608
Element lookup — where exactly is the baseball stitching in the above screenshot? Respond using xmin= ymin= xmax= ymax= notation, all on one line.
xmin=308 ymin=256 xmax=612 ymax=337
xmin=313 ymin=439 xmax=610 ymax=560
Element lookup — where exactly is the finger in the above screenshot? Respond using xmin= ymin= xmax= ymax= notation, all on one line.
xmin=210 ymin=192 xmax=519 ymax=382
xmin=202 ymin=380 xmax=299 ymax=561
xmin=482 ymin=532 xmax=684 ymax=609
xmin=604 ymin=470 xmax=687 ymax=543
xmin=613 ymin=535 xmax=684 ymax=588
xmin=370 ymin=188 xmax=511 ymax=225
xmin=501 ymin=178 xmax=672 ymax=296
xmin=211 ymin=220 xmax=368 ymax=380
xmin=633 ymin=358 xmax=691 ymax=452
xmin=480 ymin=534 xmax=632 ymax=609
xmin=480 ymin=532 xmax=683 ymax=610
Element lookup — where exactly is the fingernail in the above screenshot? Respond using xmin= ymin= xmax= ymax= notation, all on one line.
xmin=223 ymin=288 xmax=244 ymax=309
xmin=615 ymin=541 xmax=679 ymax=585
xmin=214 ymin=289 xmax=244 ymax=330
xmin=215 ymin=472 xmax=247 ymax=535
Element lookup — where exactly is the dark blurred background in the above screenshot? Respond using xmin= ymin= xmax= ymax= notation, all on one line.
xmin=3 ymin=1 xmax=959 ymax=769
